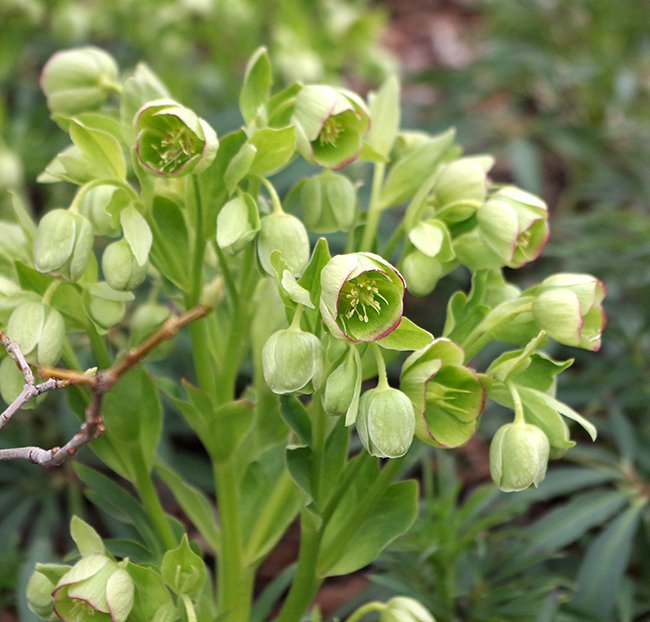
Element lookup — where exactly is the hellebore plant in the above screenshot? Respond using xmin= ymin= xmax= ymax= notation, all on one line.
xmin=0 ymin=46 xmax=605 ymax=621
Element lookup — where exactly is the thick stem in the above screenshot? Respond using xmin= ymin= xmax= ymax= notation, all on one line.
xmin=360 ymin=162 xmax=385 ymax=252
xmin=214 ymin=458 xmax=254 ymax=622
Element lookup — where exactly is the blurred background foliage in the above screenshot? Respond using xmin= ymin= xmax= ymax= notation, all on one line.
xmin=1 ymin=0 xmax=650 ymax=620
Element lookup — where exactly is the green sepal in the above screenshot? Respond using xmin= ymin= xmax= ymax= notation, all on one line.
xmin=248 ymin=126 xmax=296 ymax=176
xmin=70 ymin=515 xmax=105 ymax=558
xmin=239 ymin=47 xmax=273 ymax=127
xmin=364 ymin=76 xmax=400 ymax=160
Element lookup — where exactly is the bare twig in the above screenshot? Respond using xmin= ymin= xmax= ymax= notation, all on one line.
xmin=0 ymin=304 xmax=211 ymax=466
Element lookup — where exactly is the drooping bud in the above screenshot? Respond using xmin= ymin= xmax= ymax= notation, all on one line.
xmin=356 ymin=386 xmax=415 ymax=458
xmin=531 ymin=274 xmax=606 ymax=351
xmin=477 ymin=186 xmax=549 ymax=268
xmin=84 ymin=282 xmax=133 ymax=329
xmin=34 ymin=209 xmax=94 ymax=282
xmin=401 ymin=339 xmax=484 ymax=448
xmin=489 ymin=422 xmax=550 ymax=492
xmin=40 ymin=46 xmax=120 ymax=115
xmin=320 ymin=252 xmax=405 ymax=342
xmin=80 ymin=185 xmax=129 ymax=237
xmin=262 ymin=327 xmax=323 ymax=395
xmin=299 ymin=171 xmax=356 ymax=233
xmin=52 ymin=555 xmax=134 ymax=622
xmin=216 ymin=194 xmax=261 ymax=255
xmin=101 ymin=239 xmax=148 ymax=291
xmin=257 ymin=212 xmax=310 ymax=276
xmin=293 ymin=85 xmax=370 ymax=169
xmin=27 ymin=563 xmax=71 ymax=620
xmin=401 ymin=251 xmax=446 ymax=297
xmin=380 ymin=596 xmax=436 ymax=622
xmin=134 ymin=99 xmax=218 ymax=177
xmin=7 ymin=301 xmax=65 ymax=366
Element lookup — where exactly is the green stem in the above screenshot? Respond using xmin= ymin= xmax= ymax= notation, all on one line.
xmin=257 ymin=176 xmax=284 ymax=214
xmin=507 ymin=380 xmax=525 ymax=424
xmin=181 ymin=594 xmax=198 ymax=622
xmin=310 ymin=394 xmax=328 ymax=508
xmin=68 ymin=178 xmax=138 ymax=213
xmin=190 ymin=176 xmax=207 ymax=306
xmin=381 ymin=220 xmax=405 ymax=259
xmin=132 ymin=460 xmax=177 ymax=552
xmin=41 ymin=281 xmax=62 ymax=306
xmin=214 ymin=458 xmax=253 ymax=621
xmin=360 ymin=162 xmax=385 ymax=251
xmin=87 ymin=327 xmax=111 ymax=369
xmin=371 ymin=343 xmax=389 ymax=389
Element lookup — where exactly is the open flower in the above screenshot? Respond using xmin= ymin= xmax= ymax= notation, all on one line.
xmin=293 ymin=85 xmax=369 ymax=169
xmin=401 ymin=339 xmax=484 ymax=448
xmin=135 ymin=99 xmax=218 ymax=176
xmin=490 ymin=422 xmax=550 ymax=492
xmin=52 ymin=555 xmax=134 ymax=622
xmin=531 ymin=273 xmax=606 ymax=351
xmin=320 ymin=253 xmax=405 ymax=342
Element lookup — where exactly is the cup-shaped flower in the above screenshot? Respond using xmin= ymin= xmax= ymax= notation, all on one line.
xmin=477 ymin=186 xmax=549 ymax=268
xmin=257 ymin=212 xmax=310 ymax=276
xmin=380 ymin=596 xmax=436 ymax=622
xmin=299 ymin=171 xmax=356 ymax=232
xmin=293 ymin=85 xmax=370 ymax=169
xmin=52 ymin=554 xmax=134 ymax=622
xmin=135 ymin=99 xmax=218 ymax=177
xmin=489 ymin=422 xmax=550 ymax=492
xmin=101 ymin=239 xmax=148 ymax=291
xmin=531 ymin=274 xmax=606 ymax=351
xmin=356 ymin=386 xmax=415 ymax=458
xmin=320 ymin=252 xmax=405 ymax=342
xmin=216 ymin=194 xmax=261 ymax=255
xmin=41 ymin=47 xmax=119 ymax=115
xmin=7 ymin=301 xmax=65 ymax=366
xmin=401 ymin=339 xmax=484 ymax=448
xmin=34 ymin=209 xmax=93 ymax=282
xmin=262 ymin=327 xmax=324 ymax=395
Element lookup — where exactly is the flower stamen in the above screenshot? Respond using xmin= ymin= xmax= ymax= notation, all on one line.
xmin=341 ymin=273 xmax=387 ymax=323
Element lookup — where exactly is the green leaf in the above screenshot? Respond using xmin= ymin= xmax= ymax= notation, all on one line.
xmin=297 ymin=237 xmax=331 ymax=309
xmin=14 ymin=260 xmax=51 ymax=295
xmin=318 ymin=479 xmax=418 ymax=576
xmin=248 ymin=126 xmax=296 ymax=176
xmin=205 ymin=400 xmax=255 ymax=463
xmin=69 ymin=119 xmax=126 ymax=180
xmin=380 ymin=129 xmax=455 ymax=209
xmin=126 ymin=561 xmax=174 ymax=622
xmin=279 ymin=395 xmax=312 ymax=445
xmin=70 ymin=515 xmax=105 ymax=557
xmin=364 ymin=76 xmax=400 ymax=160
xmin=121 ymin=204 xmax=152 ymax=267
xmin=286 ymin=445 xmax=313 ymax=499
xmin=155 ymin=464 xmax=220 ymax=554
xmin=91 ymin=367 xmax=163 ymax=479
xmin=443 ymin=270 xmax=492 ymax=344
xmin=572 ymin=504 xmax=643 ymax=620
xmin=376 ymin=316 xmax=433 ymax=351
xmin=161 ymin=534 xmax=207 ymax=597
xmin=240 ymin=47 xmax=273 ymax=126
xmin=224 ymin=143 xmax=257 ymax=194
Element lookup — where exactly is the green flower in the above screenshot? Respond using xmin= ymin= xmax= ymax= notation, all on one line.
xmin=293 ymin=85 xmax=370 ymax=169
xmin=7 ymin=301 xmax=65 ymax=366
xmin=216 ymin=194 xmax=261 ymax=255
xmin=135 ymin=99 xmax=218 ymax=176
xmin=401 ymin=339 xmax=484 ymax=448
xmin=27 ymin=563 xmax=71 ymax=620
xmin=34 ymin=209 xmax=94 ymax=282
xmin=262 ymin=327 xmax=324 ymax=394
xmin=320 ymin=252 xmax=405 ymax=342
xmin=356 ymin=386 xmax=415 ymax=458
xmin=299 ymin=170 xmax=356 ymax=232
xmin=531 ymin=273 xmax=606 ymax=351
xmin=41 ymin=47 xmax=119 ymax=115
xmin=52 ymin=555 xmax=134 ymax=622
xmin=101 ymin=239 xmax=148 ymax=291
xmin=257 ymin=212 xmax=310 ymax=276
xmin=490 ymin=422 xmax=550 ymax=492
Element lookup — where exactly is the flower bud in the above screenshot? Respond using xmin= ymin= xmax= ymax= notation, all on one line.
xmin=477 ymin=186 xmax=549 ymax=268
xmin=27 ymin=563 xmax=71 ymax=620
xmin=490 ymin=422 xmax=550 ymax=492
xmin=52 ymin=555 xmax=134 ymax=622
xmin=7 ymin=301 xmax=65 ymax=366
xmin=257 ymin=212 xmax=310 ymax=276
xmin=531 ymin=274 xmax=605 ymax=351
xmin=41 ymin=47 xmax=119 ymax=115
xmin=356 ymin=387 xmax=415 ymax=458
xmin=101 ymin=239 xmax=148 ymax=291
xmin=216 ymin=194 xmax=261 ymax=255
xmin=262 ymin=327 xmax=324 ymax=394
xmin=293 ymin=85 xmax=370 ymax=169
xmin=84 ymin=282 xmax=133 ymax=329
xmin=380 ymin=596 xmax=436 ymax=622
xmin=401 ymin=339 xmax=484 ymax=448
xmin=135 ymin=99 xmax=218 ymax=177
xmin=401 ymin=251 xmax=445 ymax=297
xmin=34 ymin=209 xmax=94 ymax=282
xmin=80 ymin=185 xmax=129 ymax=237
xmin=299 ymin=171 xmax=356 ymax=233
xmin=322 ymin=346 xmax=362 ymax=424
xmin=320 ymin=252 xmax=405 ymax=342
